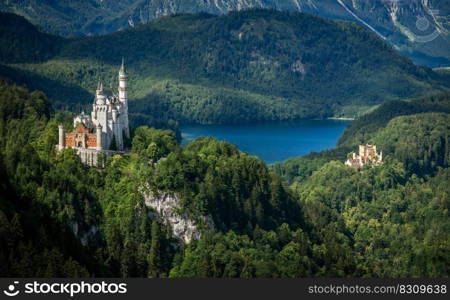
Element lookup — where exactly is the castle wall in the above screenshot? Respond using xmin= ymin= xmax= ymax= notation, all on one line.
xmin=65 ymin=135 xmax=75 ymax=147
xmin=76 ymin=148 xmax=126 ymax=167
xmin=86 ymin=135 xmax=97 ymax=148
xmin=113 ymin=121 xmax=124 ymax=150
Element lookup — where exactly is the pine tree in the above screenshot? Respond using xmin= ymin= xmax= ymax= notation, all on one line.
xmin=147 ymin=220 xmax=162 ymax=278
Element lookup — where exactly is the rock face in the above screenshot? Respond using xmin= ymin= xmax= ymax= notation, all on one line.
xmin=336 ymin=0 xmax=450 ymax=66
xmin=144 ymin=191 xmax=214 ymax=244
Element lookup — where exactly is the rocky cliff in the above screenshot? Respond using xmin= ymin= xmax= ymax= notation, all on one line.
xmin=144 ymin=191 xmax=214 ymax=243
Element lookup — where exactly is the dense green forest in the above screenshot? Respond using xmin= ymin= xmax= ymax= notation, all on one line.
xmin=273 ymin=91 xmax=450 ymax=184
xmin=1 ymin=7 xmax=449 ymax=279
xmin=2 ymin=0 xmax=449 ymax=69
xmin=338 ymin=91 xmax=450 ymax=147
xmin=1 ymin=77 xmax=449 ymax=277
xmin=1 ymin=10 xmax=449 ymax=125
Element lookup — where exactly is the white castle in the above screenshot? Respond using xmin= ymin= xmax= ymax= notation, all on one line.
xmin=57 ymin=59 xmax=130 ymax=166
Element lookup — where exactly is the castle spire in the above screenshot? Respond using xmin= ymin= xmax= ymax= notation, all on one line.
xmin=120 ymin=57 xmax=125 ymax=74
xmin=96 ymin=80 xmax=104 ymax=94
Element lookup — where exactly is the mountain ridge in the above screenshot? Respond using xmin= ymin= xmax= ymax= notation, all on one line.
xmin=1 ymin=0 xmax=449 ymax=67
xmin=1 ymin=10 xmax=449 ymax=125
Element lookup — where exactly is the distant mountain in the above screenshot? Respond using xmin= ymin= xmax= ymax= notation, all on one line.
xmin=1 ymin=10 xmax=449 ymax=124
xmin=1 ymin=0 xmax=449 ymax=67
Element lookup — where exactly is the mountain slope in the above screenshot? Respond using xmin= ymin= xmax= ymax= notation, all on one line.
xmin=1 ymin=10 xmax=448 ymax=124
xmin=1 ymin=0 xmax=449 ymax=67
xmin=1 ymin=75 xmax=449 ymax=278
xmin=0 ymin=12 xmax=63 ymax=63
xmin=338 ymin=91 xmax=450 ymax=147
xmin=272 ymin=90 xmax=450 ymax=184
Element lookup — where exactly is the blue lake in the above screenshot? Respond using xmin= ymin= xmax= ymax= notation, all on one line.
xmin=181 ymin=119 xmax=351 ymax=164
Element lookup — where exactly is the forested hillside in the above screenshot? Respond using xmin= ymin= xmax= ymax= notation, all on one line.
xmin=273 ymin=91 xmax=450 ymax=184
xmin=0 ymin=80 xmax=94 ymax=276
xmin=271 ymin=96 xmax=450 ymax=277
xmin=338 ymin=91 xmax=450 ymax=147
xmin=1 ymin=10 xmax=449 ymax=125
xmin=1 ymin=0 xmax=449 ymax=67
xmin=1 ymin=77 xmax=449 ymax=277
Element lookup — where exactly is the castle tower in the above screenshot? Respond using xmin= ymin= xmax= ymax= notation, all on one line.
xmin=58 ymin=124 xmax=65 ymax=151
xmin=112 ymin=109 xmax=123 ymax=150
xmin=118 ymin=58 xmax=130 ymax=138
xmin=96 ymin=124 xmax=103 ymax=151
xmin=93 ymin=80 xmax=110 ymax=146
xmin=359 ymin=144 xmax=366 ymax=157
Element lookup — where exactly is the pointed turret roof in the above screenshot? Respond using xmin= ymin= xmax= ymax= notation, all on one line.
xmin=120 ymin=57 xmax=126 ymax=74
xmin=96 ymin=80 xmax=104 ymax=95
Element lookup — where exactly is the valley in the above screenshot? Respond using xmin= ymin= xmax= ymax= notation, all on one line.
xmin=0 ymin=7 xmax=449 ymax=279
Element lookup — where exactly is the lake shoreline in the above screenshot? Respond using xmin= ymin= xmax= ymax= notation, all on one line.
xmin=327 ymin=117 xmax=355 ymax=121
xmin=181 ymin=119 xmax=350 ymax=164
